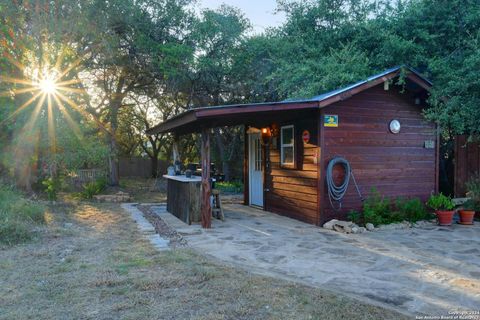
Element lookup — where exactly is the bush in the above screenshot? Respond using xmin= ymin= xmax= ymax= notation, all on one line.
xmin=42 ymin=176 xmax=61 ymax=201
xmin=363 ymin=188 xmax=432 ymax=226
xmin=0 ymin=184 xmax=45 ymax=245
xmin=215 ymin=181 xmax=243 ymax=194
xmin=81 ymin=177 xmax=107 ymax=199
xmin=347 ymin=210 xmax=362 ymax=225
xmin=394 ymin=197 xmax=433 ymax=222
xmin=363 ymin=188 xmax=393 ymax=226
xmin=465 ymin=175 xmax=480 ymax=211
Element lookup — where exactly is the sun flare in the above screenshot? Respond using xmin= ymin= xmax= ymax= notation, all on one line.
xmin=0 ymin=46 xmax=96 ymax=156
xmin=38 ymin=77 xmax=57 ymax=94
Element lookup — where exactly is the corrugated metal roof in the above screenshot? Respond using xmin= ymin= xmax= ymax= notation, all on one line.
xmin=147 ymin=65 xmax=432 ymax=134
xmin=286 ymin=65 xmax=431 ymax=103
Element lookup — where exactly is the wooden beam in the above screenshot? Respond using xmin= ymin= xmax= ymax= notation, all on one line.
xmin=243 ymin=126 xmax=249 ymax=206
xmin=201 ymin=128 xmax=212 ymax=228
xmin=317 ymin=108 xmax=326 ymax=226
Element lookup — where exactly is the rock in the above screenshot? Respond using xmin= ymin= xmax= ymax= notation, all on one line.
xmin=344 ymin=226 xmax=353 ymax=234
xmin=351 ymin=226 xmax=359 ymax=234
xmin=335 ymin=220 xmax=354 ymax=228
xmin=366 ymin=223 xmax=375 ymax=231
xmin=323 ymin=219 xmax=339 ymax=230
xmin=358 ymin=227 xmax=366 ymax=233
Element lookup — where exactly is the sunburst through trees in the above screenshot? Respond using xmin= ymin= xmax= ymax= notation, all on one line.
xmin=0 ymin=47 xmax=93 ymax=155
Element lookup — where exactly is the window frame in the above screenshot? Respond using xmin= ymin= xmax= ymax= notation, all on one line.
xmin=280 ymin=125 xmax=295 ymax=167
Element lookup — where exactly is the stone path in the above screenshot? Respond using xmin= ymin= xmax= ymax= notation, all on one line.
xmin=122 ymin=203 xmax=170 ymax=250
xmin=151 ymin=203 xmax=480 ymax=316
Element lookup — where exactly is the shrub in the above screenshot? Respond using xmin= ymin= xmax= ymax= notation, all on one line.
xmin=465 ymin=175 xmax=480 ymax=211
xmin=347 ymin=210 xmax=362 ymax=225
xmin=426 ymin=193 xmax=454 ymax=211
xmin=362 ymin=188 xmax=432 ymax=226
xmin=363 ymin=188 xmax=393 ymax=226
xmin=81 ymin=177 xmax=107 ymax=199
xmin=0 ymin=184 xmax=45 ymax=245
xmin=394 ymin=197 xmax=433 ymax=222
xmin=42 ymin=176 xmax=61 ymax=201
xmin=215 ymin=181 xmax=243 ymax=194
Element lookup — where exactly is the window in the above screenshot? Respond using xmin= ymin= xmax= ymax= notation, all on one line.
xmin=281 ymin=125 xmax=295 ymax=166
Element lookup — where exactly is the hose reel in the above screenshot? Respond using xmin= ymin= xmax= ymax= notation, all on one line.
xmin=326 ymin=156 xmax=363 ymax=210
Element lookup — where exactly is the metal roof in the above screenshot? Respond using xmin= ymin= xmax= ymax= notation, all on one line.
xmin=147 ymin=65 xmax=432 ymax=134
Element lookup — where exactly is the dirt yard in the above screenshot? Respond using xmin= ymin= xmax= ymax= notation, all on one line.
xmin=0 ymin=199 xmax=407 ymax=320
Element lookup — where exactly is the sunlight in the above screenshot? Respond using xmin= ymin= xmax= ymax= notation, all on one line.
xmin=39 ymin=77 xmax=57 ymax=94
xmin=0 ymin=44 xmax=100 ymax=156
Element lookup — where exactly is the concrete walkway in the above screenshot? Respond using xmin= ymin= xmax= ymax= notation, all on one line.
xmin=151 ymin=204 xmax=480 ymax=316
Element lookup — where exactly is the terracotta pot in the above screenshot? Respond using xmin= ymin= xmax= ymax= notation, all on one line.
xmin=435 ymin=210 xmax=455 ymax=226
xmin=458 ymin=210 xmax=475 ymax=225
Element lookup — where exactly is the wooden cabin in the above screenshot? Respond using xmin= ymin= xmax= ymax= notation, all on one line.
xmin=148 ymin=66 xmax=438 ymax=227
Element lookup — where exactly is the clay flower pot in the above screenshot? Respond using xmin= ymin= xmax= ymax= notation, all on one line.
xmin=458 ymin=210 xmax=475 ymax=225
xmin=435 ymin=210 xmax=455 ymax=226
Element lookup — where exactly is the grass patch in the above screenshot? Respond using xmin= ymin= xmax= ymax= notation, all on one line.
xmin=0 ymin=183 xmax=46 ymax=245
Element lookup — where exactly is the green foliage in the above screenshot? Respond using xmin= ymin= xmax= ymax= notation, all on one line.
xmin=347 ymin=210 xmax=362 ymax=225
xmin=466 ymin=175 xmax=480 ymax=200
xmin=81 ymin=178 xmax=108 ymax=200
xmin=215 ymin=181 xmax=243 ymax=194
xmin=394 ymin=197 xmax=433 ymax=222
xmin=41 ymin=177 xmax=61 ymax=201
xmin=363 ymin=188 xmax=432 ymax=225
xmin=426 ymin=193 xmax=455 ymax=211
xmin=363 ymin=188 xmax=392 ymax=226
xmin=464 ymin=176 xmax=480 ymax=211
xmin=0 ymin=183 xmax=45 ymax=245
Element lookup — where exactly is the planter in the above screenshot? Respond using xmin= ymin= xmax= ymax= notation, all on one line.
xmin=435 ymin=210 xmax=455 ymax=226
xmin=458 ymin=210 xmax=475 ymax=225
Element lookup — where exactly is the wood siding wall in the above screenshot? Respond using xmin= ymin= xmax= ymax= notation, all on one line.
xmin=454 ymin=135 xmax=480 ymax=197
xmin=265 ymin=118 xmax=319 ymax=224
xmin=321 ymin=85 xmax=437 ymax=223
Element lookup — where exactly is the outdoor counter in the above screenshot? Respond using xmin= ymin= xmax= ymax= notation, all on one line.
xmin=163 ymin=175 xmax=201 ymax=224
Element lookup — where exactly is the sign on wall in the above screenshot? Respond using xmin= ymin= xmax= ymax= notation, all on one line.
xmin=302 ymin=130 xmax=310 ymax=144
xmin=324 ymin=115 xmax=338 ymax=127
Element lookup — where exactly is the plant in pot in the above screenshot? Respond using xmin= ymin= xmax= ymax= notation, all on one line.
xmin=426 ymin=193 xmax=455 ymax=226
xmin=458 ymin=200 xmax=476 ymax=225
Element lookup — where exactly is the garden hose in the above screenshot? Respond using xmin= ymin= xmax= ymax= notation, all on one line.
xmin=326 ymin=156 xmax=364 ymax=210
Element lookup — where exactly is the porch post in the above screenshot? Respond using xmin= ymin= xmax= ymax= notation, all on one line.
xmin=201 ymin=128 xmax=212 ymax=228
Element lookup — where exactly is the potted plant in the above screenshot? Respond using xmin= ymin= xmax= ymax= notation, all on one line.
xmin=458 ymin=200 xmax=476 ymax=225
xmin=427 ymin=193 xmax=455 ymax=226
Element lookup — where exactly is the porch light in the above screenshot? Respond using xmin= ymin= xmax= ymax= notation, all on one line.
xmin=261 ymin=127 xmax=272 ymax=145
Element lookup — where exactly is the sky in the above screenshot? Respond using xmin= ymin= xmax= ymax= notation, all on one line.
xmin=197 ymin=0 xmax=286 ymax=33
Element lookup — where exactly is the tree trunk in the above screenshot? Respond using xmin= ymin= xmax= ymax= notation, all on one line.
xmin=108 ymin=137 xmax=120 ymax=186
xmin=151 ymin=155 xmax=159 ymax=178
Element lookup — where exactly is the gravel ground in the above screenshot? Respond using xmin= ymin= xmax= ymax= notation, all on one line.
xmin=138 ymin=204 xmax=188 ymax=248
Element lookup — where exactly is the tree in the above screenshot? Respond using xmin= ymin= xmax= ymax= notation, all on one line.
xmin=72 ymin=0 xmax=194 ymax=185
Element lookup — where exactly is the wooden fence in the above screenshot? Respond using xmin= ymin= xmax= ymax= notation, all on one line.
xmin=119 ymin=157 xmax=168 ymax=178
xmin=454 ymin=135 xmax=480 ymax=196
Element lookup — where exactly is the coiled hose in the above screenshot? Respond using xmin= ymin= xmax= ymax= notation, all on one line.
xmin=326 ymin=157 xmax=363 ymax=210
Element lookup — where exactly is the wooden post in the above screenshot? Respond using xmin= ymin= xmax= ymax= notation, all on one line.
xmin=201 ymin=128 xmax=212 ymax=228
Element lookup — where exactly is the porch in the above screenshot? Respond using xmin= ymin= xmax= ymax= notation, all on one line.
xmin=151 ymin=202 xmax=480 ymax=316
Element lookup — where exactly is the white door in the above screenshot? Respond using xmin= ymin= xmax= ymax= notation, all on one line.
xmin=249 ymin=132 xmax=264 ymax=207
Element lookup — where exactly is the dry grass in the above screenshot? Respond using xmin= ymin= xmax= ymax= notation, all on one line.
xmin=0 ymin=200 xmax=407 ymax=320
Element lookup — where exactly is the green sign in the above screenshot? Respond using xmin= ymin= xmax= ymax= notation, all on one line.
xmin=324 ymin=115 xmax=338 ymax=127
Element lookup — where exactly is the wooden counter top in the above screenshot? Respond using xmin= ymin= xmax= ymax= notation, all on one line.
xmin=163 ymin=175 xmax=201 ymax=183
